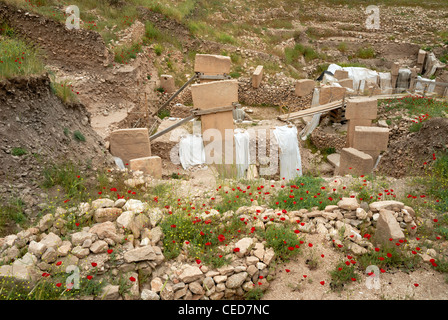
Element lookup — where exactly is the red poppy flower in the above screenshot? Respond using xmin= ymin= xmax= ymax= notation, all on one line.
xmin=91 ymin=262 xmax=97 ymax=267
xmin=87 ymin=275 xmax=93 ymax=280
xmin=129 ymin=276 xmax=136 ymax=282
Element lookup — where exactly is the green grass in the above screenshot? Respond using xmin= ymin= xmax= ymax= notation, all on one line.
xmin=73 ymin=130 xmax=86 ymax=142
xmin=11 ymin=147 xmax=27 ymax=156
xmin=0 ymin=37 xmax=45 ymax=79
xmin=270 ymin=175 xmax=340 ymax=211
xmin=160 ymin=212 xmax=246 ymax=268
xmin=323 ymin=0 xmax=448 ymax=8
xmin=113 ymin=42 xmax=142 ymax=64
xmin=383 ymin=95 xmax=448 ymax=119
xmin=356 ymin=46 xmax=375 ymax=59
xmin=216 ymin=32 xmax=236 ymax=45
xmin=337 ymin=42 xmax=348 ymax=53
xmin=0 ymin=197 xmax=28 ymax=235
xmin=357 ymin=245 xmax=421 ymax=272
xmin=427 ymin=151 xmax=448 ymax=213
xmin=285 ymin=44 xmax=319 ymax=68
xmin=329 ymin=260 xmax=360 ymax=292
xmin=41 ymin=161 xmax=87 ymax=200
xmin=262 ymin=224 xmax=303 ymax=261
xmin=409 ymin=122 xmax=423 ymax=132
xmin=154 ymin=44 xmax=163 ymax=56
xmin=49 ymin=74 xmax=79 ymax=104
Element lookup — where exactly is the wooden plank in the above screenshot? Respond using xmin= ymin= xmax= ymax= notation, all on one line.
xmin=278 ymin=93 xmax=409 ymax=121
xmin=278 ymin=100 xmax=344 ymax=121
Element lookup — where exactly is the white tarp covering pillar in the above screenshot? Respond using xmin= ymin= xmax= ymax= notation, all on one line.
xmin=327 ymin=64 xmax=379 ymax=92
xmin=178 ymin=134 xmax=206 ymax=170
xmin=234 ymin=129 xmax=250 ymax=179
xmin=378 ymin=72 xmax=393 ymax=94
xmin=273 ymin=126 xmax=302 ymax=181
xmin=415 ymin=76 xmax=436 ymax=94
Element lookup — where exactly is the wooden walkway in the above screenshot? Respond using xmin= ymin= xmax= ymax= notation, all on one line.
xmin=277 ymin=93 xmax=410 ymax=121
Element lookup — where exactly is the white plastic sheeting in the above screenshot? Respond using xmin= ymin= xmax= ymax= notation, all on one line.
xmin=273 ymin=126 xmax=302 ymax=181
xmin=424 ymin=52 xmax=446 ymax=78
xmin=113 ymin=156 xmax=126 ymax=170
xmin=234 ymin=129 xmax=251 ymax=179
xmin=300 ymin=113 xmax=321 ymax=141
xmin=415 ymin=76 xmax=436 ymax=94
xmin=178 ymin=134 xmax=206 ymax=170
xmin=311 ymin=87 xmax=320 ymax=107
xmin=378 ymin=72 xmax=393 ymax=94
xmin=327 ymin=63 xmax=380 ymax=92
xmin=397 ymin=68 xmax=411 ymax=90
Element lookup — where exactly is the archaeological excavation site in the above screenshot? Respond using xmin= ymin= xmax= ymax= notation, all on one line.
xmin=1 ymin=0 xmax=448 ymax=305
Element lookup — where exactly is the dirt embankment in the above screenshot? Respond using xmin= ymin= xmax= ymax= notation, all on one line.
xmin=0 ymin=74 xmax=114 ymax=216
xmin=378 ymin=117 xmax=448 ymax=178
xmin=0 ymin=2 xmax=110 ymax=71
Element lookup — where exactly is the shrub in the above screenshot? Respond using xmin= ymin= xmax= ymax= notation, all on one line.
xmin=114 ymin=42 xmax=142 ymax=64
xmin=73 ymin=130 xmax=86 ymax=142
xmin=11 ymin=147 xmax=27 ymax=156
xmin=337 ymin=42 xmax=348 ymax=53
xmin=356 ymin=46 xmax=375 ymax=59
xmin=409 ymin=122 xmax=423 ymax=132
xmin=216 ymin=32 xmax=236 ymax=45
xmin=154 ymin=44 xmax=163 ymax=56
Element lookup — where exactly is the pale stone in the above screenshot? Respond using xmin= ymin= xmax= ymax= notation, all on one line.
xmin=179 ymin=265 xmax=204 ymax=283
xmin=91 ymin=198 xmax=115 ymax=209
xmin=226 ymin=272 xmax=248 ymax=289
xmin=124 ymin=246 xmax=157 ymax=263
xmin=117 ymin=211 xmax=135 ymax=229
xmin=338 ymin=197 xmax=360 ymax=210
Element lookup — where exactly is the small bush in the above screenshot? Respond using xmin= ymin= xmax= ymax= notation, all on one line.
xmin=154 ymin=44 xmax=163 ymax=56
xmin=114 ymin=42 xmax=142 ymax=64
xmin=50 ymin=79 xmax=78 ymax=103
xmin=157 ymin=109 xmax=170 ymax=120
xmin=356 ymin=46 xmax=375 ymax=59
xmin=73 ymin=130 xmax=86 ymax=142
xmin=145 ymin=22 xmax=161 ymax=40
xmin=409 ymin=122 xmax=423 ymax=132
xmin=337 ymin=42 xmax=348 ymax=53
xmin=229 ymin=71 xmax=241 ymax=78
xmin=11 ymin=147 xmax=27 ymax=156
xmin=216 ymin=32 xmax=236 ymax=45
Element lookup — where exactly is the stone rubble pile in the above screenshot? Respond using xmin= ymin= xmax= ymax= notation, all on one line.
xmin=0 ymin=195 xmax=421 ymax=300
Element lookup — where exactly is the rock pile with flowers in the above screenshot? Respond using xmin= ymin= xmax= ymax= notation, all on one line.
xmin=0 ymin=186 xmax=424 ymax=300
